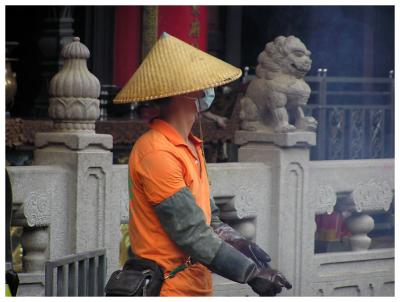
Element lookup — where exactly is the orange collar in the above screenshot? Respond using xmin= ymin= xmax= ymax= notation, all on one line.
xmin=149 ymin=118 xmax=202 ymax=147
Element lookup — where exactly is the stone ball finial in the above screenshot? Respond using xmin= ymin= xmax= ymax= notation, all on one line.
xmin=48 ymin=37 xmax=101 ymax=132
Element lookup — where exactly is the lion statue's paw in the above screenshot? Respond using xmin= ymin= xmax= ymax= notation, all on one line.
xmin=295 ymin=116 xmax=318 ymax=131
xmin=274 ymin=123 xmax=297 ymax=133
xmin=241 ymin=120 xmax=270 ymax=132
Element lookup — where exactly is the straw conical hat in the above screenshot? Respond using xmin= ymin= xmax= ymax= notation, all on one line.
xmin=113 ymin=32 xmax=242 ymax=104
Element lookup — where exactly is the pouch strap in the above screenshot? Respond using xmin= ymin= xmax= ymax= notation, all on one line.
xmin=163 ymin=257 xmax=193 ymax=279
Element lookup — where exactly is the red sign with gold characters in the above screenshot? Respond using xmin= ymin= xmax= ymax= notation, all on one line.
xmin=157 ymin=6 xmax=208 ymax=51
xmin=114 ymin=6 xmax=208 ymax=87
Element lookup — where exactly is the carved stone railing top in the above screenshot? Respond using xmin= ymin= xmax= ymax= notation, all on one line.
xmin=207 ymin=162 xmax=270 ymax=220
xmin=8 ymin=166 xmax=66 ymax=228
xmin=207 ymin=162 xmax=272 ymax=245
xmin=309 ymin=159 xmax=394 ymax=198
xmin=350 ymin=179 xmax=393 ymax=213
xmin=309 ymin=183 xmax=337 ymax=215
xmin=310 ymin=178 xmax=394 ymax=217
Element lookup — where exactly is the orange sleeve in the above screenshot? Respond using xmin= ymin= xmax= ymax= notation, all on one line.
xmin=137 ymin=150 xmax=187 ymax=206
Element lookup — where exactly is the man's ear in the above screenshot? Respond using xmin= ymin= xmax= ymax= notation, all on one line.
xmin=138 ymin=106 xmax=161 ymax=122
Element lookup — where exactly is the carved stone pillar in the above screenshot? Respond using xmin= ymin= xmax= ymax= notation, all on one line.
xmin=235 ymin=131 xmax=316 ymax=296
xmin=32 ymin=37 xmax=119 ymax=284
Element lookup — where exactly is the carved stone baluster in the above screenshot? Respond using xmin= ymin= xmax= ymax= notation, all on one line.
xmin=345 ymin=213 xmax=375 ymax=251
xmin=20 ymin=227 xmax=49 ymax=272
xmin=11 ymin=190 xmax=51 ymax=274
xmin=339 ymin=179 xmax=393 ymax=251
xmin=232 ymin=219 xmax=256 ymax=240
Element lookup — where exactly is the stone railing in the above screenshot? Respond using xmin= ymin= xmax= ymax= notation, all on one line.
xmin=7 ymin=37 xmax=394 ymax=297
xmin=9 ymin=157 xmax=394 ymax=296
xmin=306 ymin=159 xmax=394 ymax=296
xmin=310 ymin=159 xmax=394 ymax=250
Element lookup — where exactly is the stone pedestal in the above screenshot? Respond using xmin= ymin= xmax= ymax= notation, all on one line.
xmin=235 ymin=130 xmax=316 ymax=296
xmin=33 ymin=132 xmax=119 ymax=281
xmin=15 ymin=273 xmax=45 ymax=296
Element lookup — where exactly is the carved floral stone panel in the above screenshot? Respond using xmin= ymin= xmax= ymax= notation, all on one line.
xmin=351 ymin=179 xmax=393 ymax=212
xmin=23 ymin=191 xmax=51 ymax=227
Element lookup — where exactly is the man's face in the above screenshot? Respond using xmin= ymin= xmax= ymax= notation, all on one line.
xmin=169 ymin=90 xmax=205 ymax=123
xmin=137 ymin=90 xmax=205 ymax=124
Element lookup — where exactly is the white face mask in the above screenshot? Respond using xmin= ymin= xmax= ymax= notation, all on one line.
xmin=195 ymin=88 xmax=215 ymax=112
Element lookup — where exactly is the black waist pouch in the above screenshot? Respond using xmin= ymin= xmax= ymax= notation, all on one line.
xmin=104 ymin=256 xmax=164 ymax=296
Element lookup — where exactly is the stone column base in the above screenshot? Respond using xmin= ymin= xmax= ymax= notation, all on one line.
xmin=16 ymin=272 xmax=45 ymax=297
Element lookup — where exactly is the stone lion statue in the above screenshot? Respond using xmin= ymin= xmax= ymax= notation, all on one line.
xmin=239 ymin=35 xmax=318 ymax=133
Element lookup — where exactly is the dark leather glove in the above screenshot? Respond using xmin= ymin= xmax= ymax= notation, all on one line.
xmin=214 ymin=225 xmax=272 ymax=268
xmin=248 ymin=266 xmax=292 ymax=296
xmin=210 ymin=196 xmax=271 ymax=268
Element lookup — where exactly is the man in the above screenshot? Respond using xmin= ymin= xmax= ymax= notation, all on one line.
xmin=113 ymin=32 xmax=291 ymax=296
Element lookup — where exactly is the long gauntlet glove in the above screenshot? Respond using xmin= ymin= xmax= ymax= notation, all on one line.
xmin=209 ymin=196 xmax=271 ymax=268
xmin=209 ymin=196 xmax=292 ymax=295
xmin=153 ymin=188 xmax=291 ymax=294
xmin=153 ymin=187 xmax=260 ymax=284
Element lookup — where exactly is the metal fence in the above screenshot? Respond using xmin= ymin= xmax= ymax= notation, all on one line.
xmin=45 ymin=248 xmax=107 ymax=296
xmin=244 ymin=69 xmax=394 ymax=160
xmin=305 ymin=69 xmax=394 ymax=160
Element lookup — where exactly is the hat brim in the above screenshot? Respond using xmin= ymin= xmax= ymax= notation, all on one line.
xmin=113 ymin=32 xmax=242 ymax=104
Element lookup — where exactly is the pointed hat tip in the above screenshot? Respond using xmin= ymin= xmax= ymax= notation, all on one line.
xmin=161 ymin=32 xmax=170 ymax=39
